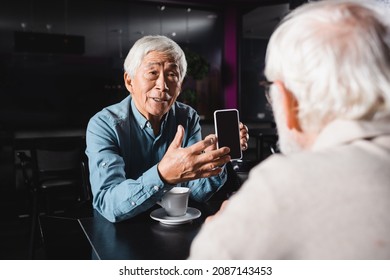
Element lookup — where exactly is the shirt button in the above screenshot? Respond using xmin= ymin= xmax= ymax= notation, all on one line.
xmin=101 ymin=162 xmax=107 ymax=168
xmin=131 ymin=201 xmax=136 ymax=206
xmin=153 ymin=186 xmax=160 ymax=191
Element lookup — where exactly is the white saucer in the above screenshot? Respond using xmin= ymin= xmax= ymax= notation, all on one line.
xmin=150 ymin=207 xmax=201 ymax=225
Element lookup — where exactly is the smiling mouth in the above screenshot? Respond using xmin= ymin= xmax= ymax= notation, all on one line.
xmin=151 ymin=97 xmax=168 ymax=103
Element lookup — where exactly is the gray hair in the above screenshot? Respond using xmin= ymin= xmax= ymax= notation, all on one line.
xmin=123 ymin=35 xmax=187 ymax=83
xmin=265 ymin=0 xmax=390 ymax=132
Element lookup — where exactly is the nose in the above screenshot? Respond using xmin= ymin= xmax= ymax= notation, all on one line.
xmin=155 ymin=72 xmax=169 ymax=92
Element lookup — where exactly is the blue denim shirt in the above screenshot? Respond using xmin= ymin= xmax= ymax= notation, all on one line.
xmin=86 ymin=95 xmax=227 ymax=222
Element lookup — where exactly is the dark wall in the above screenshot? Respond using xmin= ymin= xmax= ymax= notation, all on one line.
xmin=0 ymin=53 xmax=126 ymax=130
xmin=239 ymin=38 xmax=273 ymax=122
xmin=0 ymin=0 xmax=224 ymax=130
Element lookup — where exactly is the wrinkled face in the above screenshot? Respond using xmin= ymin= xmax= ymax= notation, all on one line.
xmin=124 ymin=51 xmax=182 ymax=121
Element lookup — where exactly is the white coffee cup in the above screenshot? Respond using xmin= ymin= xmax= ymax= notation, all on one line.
xmin=157 ymin=187 xmax=190 ymax=217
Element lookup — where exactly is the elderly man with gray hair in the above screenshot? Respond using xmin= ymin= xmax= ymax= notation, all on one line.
xmin=86 ymin=35 xmax=249 ymax=222
xmin=189 ymin=0 xmax=390 ymax=259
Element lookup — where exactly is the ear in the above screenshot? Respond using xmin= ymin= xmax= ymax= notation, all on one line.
xmin=124 ymin=72 xmax=133 ymax=92
xmin=274 ymin=81 xmax=302 ymax=132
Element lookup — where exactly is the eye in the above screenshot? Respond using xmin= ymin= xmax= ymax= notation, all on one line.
xmin=144 ymin=71 xmax=159 ymax=80
xmin=166 ymin=71 xmax=179 ymax=81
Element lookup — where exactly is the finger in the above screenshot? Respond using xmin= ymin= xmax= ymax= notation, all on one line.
xmin=239 ymin=122 xmax=247 ymax=129
xmin=198 ymin=154 xmax=231 ymax=172
xmin=239 ymin=123 xmax=248 ymax=132
xmin=196 ymin=166 xmax=224 ymax=179
xmin=189 ymin=134 xmax=217 ymax=154
xmin=240 ymin=128 xmax=249 ymax=151
xmin=240 ymin=124 xmax=247 ymax=131
xmin=240 ymin=134 xmax=248 ymax=142
xmin=204 ymin=134 xmax=218 ymax=152
xmin=204 ymin=134 xmax=216 ymax=145
xmin=240 ymin=127 xmax=248 ymax=135
xmin=240 ymin=125 xmax=249 ymax=137
xmin=240 ymin=133 xmax=248 ymax=142
xmin=170 ymin=125 xmax=185 ymax=149
xmin=198 ymin=148 xmax=231 ymax=164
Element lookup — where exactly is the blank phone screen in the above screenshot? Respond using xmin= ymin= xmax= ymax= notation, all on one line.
xmin=214 ymin=109 xmax=242 ymax=160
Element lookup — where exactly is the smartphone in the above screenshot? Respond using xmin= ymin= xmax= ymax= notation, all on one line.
xmin=214 ymin=109 xmax=242 ymax=160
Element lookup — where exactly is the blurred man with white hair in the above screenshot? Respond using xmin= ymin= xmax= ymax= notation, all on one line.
xmin=189 ymin=0 xmax=390 ymax=259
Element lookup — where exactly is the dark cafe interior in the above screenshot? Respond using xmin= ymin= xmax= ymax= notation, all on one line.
xmin=0 ymin=0 xmax=305 ymax=260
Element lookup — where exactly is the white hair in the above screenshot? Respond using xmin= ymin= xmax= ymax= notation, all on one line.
xmin=123 ymin=35 xmax=187 ymax=83
xmin=265 ymin=0 xmax=390 ymax=133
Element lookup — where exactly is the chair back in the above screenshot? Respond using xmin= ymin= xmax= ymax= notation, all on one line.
xmin=32 ymin=137 xmax=84 ymax=176
xmin=29 ymin=136 xmax=90 ymax=202
xmin=15 ymin=135 xmax=91 ymax=259
xmin=36 ymin=148 xmax=80 ymax=172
